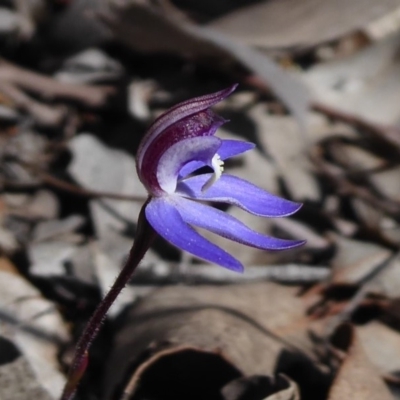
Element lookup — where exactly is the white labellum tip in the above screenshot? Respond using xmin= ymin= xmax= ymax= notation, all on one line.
xmin=201 ymin=153 xmax=224 ymax=192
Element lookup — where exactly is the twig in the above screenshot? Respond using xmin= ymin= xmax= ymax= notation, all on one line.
xmin=244 ymin=73 xmax=400 ymax=154
xmin=0 ymin=309 xmax=66 ymax=346
xmin=309 ymin=146 xmax=400 ymax=215
xmin=12 ymin=156 xmax=147 ymax=201
xmin=38 ymin=172 xmax=146 ymax=202
xmin=312 ymin=102 xmax=400 ymax=153
xmin=0 ymin=81 xmax=66 ymax=126
xmin=326 ymin=251 xmax=400 ymax=334
xmin=132 ymin=262 xmax=331 ymax=285
xmin=0 ymin=59 xmax=114 ymax=107
xmin=2 ymin=165 xmax=146 ymax=202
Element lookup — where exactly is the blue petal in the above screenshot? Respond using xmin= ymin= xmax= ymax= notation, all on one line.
xmin=218 ymin=140 xmax=255 ymax=159
xmin=174 ymin=197 xmax=305 ymax=250
xmin=176 ymin=174 xmax=302 ymax=217
xmin=179 ymin=140 xmax=255 ymax=179
xmin=145 ymin=197 xmax=244 ymax=272
xmin=157 ymin=136 xmax=221 ymax=193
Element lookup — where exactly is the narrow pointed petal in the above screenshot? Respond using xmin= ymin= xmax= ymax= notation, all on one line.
xmin=157 ymin=136 xmax=221 ymax=193
xmin=137 ymin=84 xmax=237 ymax=168
xmin=179 ymin=139 xmax=255 ymax=178
xmin=175 ymin=197 xmax=305 ymax=250
xmin=145 ymin=197 xmax=244 ymax=272
xmin=177 ymin=174 xmax=302 ymax=217
xmin=215 ymin=139 xmax=255 ymax=159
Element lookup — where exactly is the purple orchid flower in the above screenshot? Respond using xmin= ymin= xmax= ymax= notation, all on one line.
xmin=136 ymin=84 xmax=304 ymax=272
xmin=60 ymin=85 xmax=304 ymax=400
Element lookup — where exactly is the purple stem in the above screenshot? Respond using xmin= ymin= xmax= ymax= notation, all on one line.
xmin=60 ymin=199 xmax=156 ymax=400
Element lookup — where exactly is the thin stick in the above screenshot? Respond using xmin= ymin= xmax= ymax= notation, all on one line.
xmin=326 ymin=251 xmax=400 ymax=335
xmin=0 ymin=59 xmax=114 ymax=107
xmin=3 ymin=161 xmax=146 ymax=202
xmin=309 ymin=146 xmax=400 ymax=215
xmin=39 ymin=172 xmax=147 ymax=202
xmin=0 ymin=81 xmax=66 ymax=126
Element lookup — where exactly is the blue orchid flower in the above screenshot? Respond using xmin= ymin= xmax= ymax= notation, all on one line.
xmin=136 ymin=84 xmax=304 ymax=272
xmin=61 ymin=85 xmax=306 ymax=400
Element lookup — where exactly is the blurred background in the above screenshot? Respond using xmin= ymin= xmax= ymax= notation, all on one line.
xmin=2 ymin=1 xmax=400 ymax=399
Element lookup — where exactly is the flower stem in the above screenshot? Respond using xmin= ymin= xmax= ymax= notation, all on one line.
xmin=60 ymin=200 xmax=156 ymax=400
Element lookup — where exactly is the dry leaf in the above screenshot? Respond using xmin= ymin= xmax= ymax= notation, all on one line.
xmin=305 ymin=33 xmax=400 ymax=125
xmin=28 ymin=240 xmax=77 ymax=276
xmin=0 ymin=267 xmax=69 ymax=398
xmin=55 ymin=48 xmax=124 ymax=84
xmin=263 ymin=376 xmax=300 ymax=400
xmin=328 ymin=324 xmax=393 ymax=400
xmin=103 ymin=283 xmax=321 ymax=399
xmin=0 ymin=257 xmax=19 ymax=274
xmin=0 ymin=356 xmax=54 ymax=400
xmin=209 ymin=0 xmax=400 ymax=50
xmin=32 ymin=215 xmax=85 ymax=242
xmin=370 ymin=166 xmax=400 ymax=201
xmin=221 ymin=374 xmax=300 ymax=400
xmin=68 ymin=133 xmax=147 ymax=237
xmin=329 ymin=235 xmax=391 ymax=284
xmin=357 ymin=321 xmax=400 ymax=375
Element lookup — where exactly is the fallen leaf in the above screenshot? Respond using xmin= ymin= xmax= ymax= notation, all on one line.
xmin=55 ymin=48 xmax=124 ymax=84
xmin=329 ymin=235 xmax=391 ymax=284
xmin=357 ymin=321 xmax=400 ymax=375
xmin=328 ymin=324 xmax=392 ymax=400
xmin=209 ymin=0 xmax=400 ymax=50
xmin=0 ymin=267 xmax=69 ymax=398
xmin=221 ymin=374 xmax=300 ymax=400
xmin=103 ymin=283 xmax=322 ymax=399
xmin=0 ymin=356 xmax=54 ymax=400
xmin=28 ymin=240 xmax=77 ymax=276
xmin=32 ymin=215 xmax=85 ymax=242
xmin=0 ymin=7 xmax=21 ymax=35
xmin=68 ymin=133 xmax=147 ymax=237
xmin=0 ymin=257 xmax=18 ymax=274
xmin=370 ymin=165 xmax=400 ymax=201
xmin=305 ymin=32 xmax=400 ymax=125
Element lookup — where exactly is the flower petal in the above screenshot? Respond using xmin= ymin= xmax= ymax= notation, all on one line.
xmin=174 ymin=197 xmax=305 ymax=250
xmin=145 ymin=197 xmax=243 ymax=272
xmin=137 ymin=84 xmax=237 ymax=169
xmin=177 ymin=174 xmax=302 ymax=217
xmin=179 ymin=139 xmax=255 ymax=179
xmin=157 ymin=136 xmax=221 ymax=193
xmin=139 ymin=110 xmax=225 ymax=195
